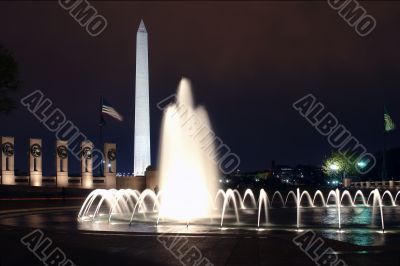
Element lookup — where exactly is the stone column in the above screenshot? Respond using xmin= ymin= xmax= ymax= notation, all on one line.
xmin=56 ymin=140 xmax=68 ymax=187
xmin=1 ymin=136 xmax=15 ymax=185
xmin=29 ymin=138 xmax=42 ymax=186
xmin=81 ymin=140 xmax=93 ymax=188
xmin=104 ymin=143 xmax=116 ymax=188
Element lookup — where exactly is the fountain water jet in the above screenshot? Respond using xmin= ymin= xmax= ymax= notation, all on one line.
xmin=78 ymin=186 xmax=398 ymax=233
xmin=372 ymin=189 xmax=385 ymax=233
xmin=257 ymin=189 xmax=269 ymax=227
xmin=157 ymin=78 xmax=218 ymax=221
xmin=336 ymin=189 xmax=341 ymax=231
xmin=76 ymin=79 xmax=399 ymax=234
xmin=296 ymin=188 xmax=300 ymax=230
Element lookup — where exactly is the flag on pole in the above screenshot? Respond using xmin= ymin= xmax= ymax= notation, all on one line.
xmin=384 ymin=107 xmax=395 ymax=132
xmin=101 ymin=98 xmax=123 ymax=122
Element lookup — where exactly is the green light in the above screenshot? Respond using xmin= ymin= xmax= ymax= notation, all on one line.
xmin=357 ymin=161 xmax=367 ymax=168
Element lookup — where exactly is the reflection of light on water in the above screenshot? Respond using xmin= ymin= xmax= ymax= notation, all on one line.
xmin=75 ymin=182 xmax=400 ymax=247
xmin=74 ymin=79 xmax=400 ymax=245
xmin=320 ymin=229 xmax=386 ymax=247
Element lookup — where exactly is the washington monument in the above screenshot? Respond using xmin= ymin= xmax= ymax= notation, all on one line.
xmin=134 ymin=20 xmax=151 ymax=176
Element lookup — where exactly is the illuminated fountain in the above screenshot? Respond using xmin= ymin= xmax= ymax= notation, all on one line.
xmin=78 ymin=186 xmax=399 ymax=233
xmin=78 ymin=78 xmax=400 ymax=234
xmin=157 ymin=78 xmax=218 ymax=222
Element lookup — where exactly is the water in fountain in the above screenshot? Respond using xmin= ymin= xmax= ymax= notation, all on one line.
xmin=78 ymin=185 xmax=400 ymax=233
xmin=157 ymin=78 xmax=218 ymax=222
xmin=77 ymin=79 xmax=397 ymax=235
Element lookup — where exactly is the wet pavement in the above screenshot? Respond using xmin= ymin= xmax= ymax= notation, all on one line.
xmin=0 ymin=200 xmax=400 ymax=266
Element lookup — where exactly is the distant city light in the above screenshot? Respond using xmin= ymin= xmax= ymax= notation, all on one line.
xmin=329 ymin=163 xmax=340 ymax=171
xmin=357 ymin=161 xmax=367 ymax=168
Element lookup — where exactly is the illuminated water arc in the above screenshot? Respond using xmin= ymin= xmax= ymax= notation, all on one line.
xmin=220 ymin=189 xmax=240 ymax=227
xmin=271 ymin=191 xmax=285 ymax=207
xmin=382 ymin=190 xmax=396 ymax=206
xmin=78 ymin=187 xmax=397 ymax=231
xmin=243 ymin=189 xmax=257 ymax=208
xmin=341 ymin=190 xmax=355 ymax=207
xmin=300 ymin=191 xmax=314 ymax=207
xmin=285 ymin=190 xmax=297 ymax=207
xmin=353 ymin=190 xmax=367 ymax=206
xmin=313 ymin=190 xmax=326 ymax=207
xmin=233 ymin=189 xmax=245 ymax=209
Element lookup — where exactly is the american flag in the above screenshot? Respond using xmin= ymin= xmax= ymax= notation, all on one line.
xmin=102 ymin=98 xmax=123 ymax=121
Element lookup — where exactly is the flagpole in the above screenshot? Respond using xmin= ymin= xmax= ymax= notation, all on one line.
xmin=382 ymin=105 xmax=387 ymax=182
xmin=98 ymin=97 xmax=123 ymax=177
xmin=382 ymin=128 xmax=387 ymax=182
xmin=99 ymin=96 xmax=104 ymax=177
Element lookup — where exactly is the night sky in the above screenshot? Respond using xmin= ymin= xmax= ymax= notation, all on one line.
xmin=1 ymin=1 xmax=400 ymax=175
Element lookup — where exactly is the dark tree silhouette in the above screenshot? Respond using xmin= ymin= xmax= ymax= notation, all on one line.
xmin=0 ymin=45 xmax=19 ymax=113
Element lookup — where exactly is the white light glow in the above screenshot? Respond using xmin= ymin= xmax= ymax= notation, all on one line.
xmin=329 ymin=163 xmax=340 ymax=171
xmin=158 ymin=79 xmax=218 ymax=221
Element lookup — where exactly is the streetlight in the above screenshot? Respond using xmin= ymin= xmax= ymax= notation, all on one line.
xmin=329 ymin=163 xmax=340 ymax=171
xmin=357 ymin=160 xmax=367 ymax=169
xmin=329 ymin=162 xmax=343 ymax=185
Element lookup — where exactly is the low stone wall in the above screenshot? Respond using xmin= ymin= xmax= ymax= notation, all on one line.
xmin=116 ymin=176 xmax=146 ymax=190
xmin=0 ymin=175 xmax=116 ymax=189
xmin=350 ymin=180 xmax=400 ymax=190
xmin=115 ymin=170 xmax=159 ymax=191
xmin=0 ymin=172 xmax=161 ymax=191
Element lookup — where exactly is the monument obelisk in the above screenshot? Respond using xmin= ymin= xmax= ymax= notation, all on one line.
xmin=134 ymin=20 xmax=151 ymax=176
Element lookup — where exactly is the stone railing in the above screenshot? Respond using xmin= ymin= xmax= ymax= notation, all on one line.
xmin=350 ymin=180 xmax=400 ymax=190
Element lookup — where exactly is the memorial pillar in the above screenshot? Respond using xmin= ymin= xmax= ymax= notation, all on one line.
xmin=104 ymin=143 xmax=116 ymax=188
xmin=81 ymin=140 xmax=93 ymax=188
xmin=1 ymin=136 xmax=15 ymax=185
xmin=29 ymin=138 xmax=42 ymax=186
xmin=56 ymin=140 xmax=68 ymax=187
